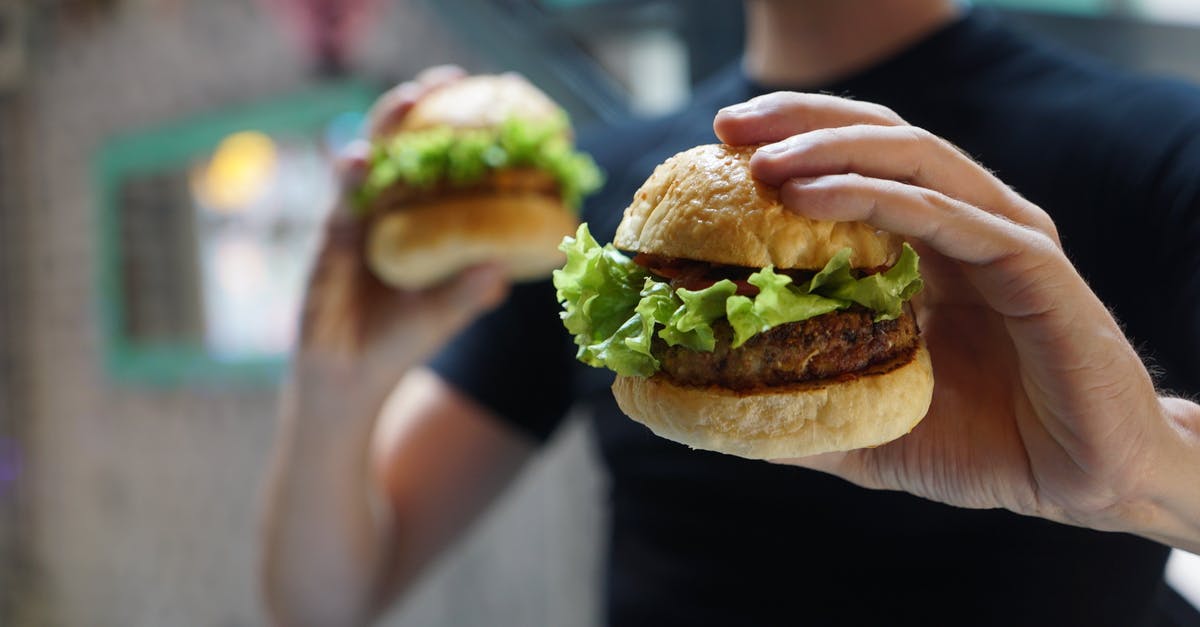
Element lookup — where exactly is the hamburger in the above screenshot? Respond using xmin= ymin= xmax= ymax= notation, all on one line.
xmin=554 ymin=144 xmax=933 ymax=460
xmin=355 ymin=74 xmax=603 ymax=289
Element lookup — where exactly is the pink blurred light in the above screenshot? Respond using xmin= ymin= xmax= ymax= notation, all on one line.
xmin=259 ymin=0 xmax=382 ymax=70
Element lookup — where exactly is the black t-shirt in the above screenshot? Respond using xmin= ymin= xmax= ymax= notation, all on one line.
xmin=430 ymin=10 xmax=1200 ymax=626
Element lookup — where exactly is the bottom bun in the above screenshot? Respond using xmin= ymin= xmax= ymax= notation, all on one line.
xmin=366 ymin=193 xmax=578 ymax=289
xmin=612 ymin=342 xmax=933 ymax=460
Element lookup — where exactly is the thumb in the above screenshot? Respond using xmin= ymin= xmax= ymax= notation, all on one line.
xmin=771 ymin=451 xmax=848 ymax=474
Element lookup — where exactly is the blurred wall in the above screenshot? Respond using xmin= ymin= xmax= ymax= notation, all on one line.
xmin=1 ymin=1 xmax=602 ymax=625
xmin=1 ymin=86 xmax=30 ymax=623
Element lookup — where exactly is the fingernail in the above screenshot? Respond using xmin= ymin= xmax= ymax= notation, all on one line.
xmin=719 ymin=102 xmax=755 ymax=116
xmin=757 ymin=141 xmax=789 ymax=155
xmin=787 ymin=176 xmax=819 ymax=186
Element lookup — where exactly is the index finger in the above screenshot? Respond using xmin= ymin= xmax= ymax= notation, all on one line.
xmin=714 ymin=92 xmax=905 ymax=145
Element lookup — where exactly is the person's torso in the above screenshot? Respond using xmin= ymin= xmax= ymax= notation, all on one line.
xmin=572 ymin=11 xmax=1200 ymax=625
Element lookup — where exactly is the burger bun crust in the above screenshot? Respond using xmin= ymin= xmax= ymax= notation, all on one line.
xmin=615 ymin=144 xmax=902 ymax=270
xmin=366 ymin=74 xmax=578 ymax=289
xmin=400 ymin=74 xmax=564 ymax=132
xmin=366 ymin=193 xmax=577 ymax=290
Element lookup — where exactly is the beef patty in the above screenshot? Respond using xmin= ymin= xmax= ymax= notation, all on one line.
xmin=654 ymin=307 xmax=919 ymax=391
xmin=373 ymin=167 xmax=558 ymax=210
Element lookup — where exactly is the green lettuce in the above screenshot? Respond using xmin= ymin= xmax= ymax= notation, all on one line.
xmin=725 ymin=268 xmax=847 ymax=348
xmin=553 ymin=224 xmax=652 ymax=376
xmin=357 ymin=113 xmax=604 ymax=211
xmin=661 ymin=280 xmax=738 ymax=351
xmin=807 ymin=247 xmax=924 ymax=320
xmin=554 ymin=224 xmax=923 ymax=377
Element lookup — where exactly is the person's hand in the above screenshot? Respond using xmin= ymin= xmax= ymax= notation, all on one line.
xmin=714 ymin=92 xmax=1199 ymax=545
xmin=263 ymin=67 xmax=521 ymax=627
xmin=297 ymin=65 xmax=508 ymax=393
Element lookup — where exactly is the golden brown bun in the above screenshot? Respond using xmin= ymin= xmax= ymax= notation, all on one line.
xmin=615 ymin=144 xmax=902 ymax=270
xmin=611 ymin=342 xmax=933 ymax=460
xmin=366 ymin=193 xmax=578 ymax=290
xmin=367 ymin=74 xmax=577 ymax=289
xmin=400 ymin=74 xmax=565 ymax=133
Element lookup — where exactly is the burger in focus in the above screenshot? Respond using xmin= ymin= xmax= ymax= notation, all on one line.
xmin=554 ymin=144 xmax=933 ymax=459
xmin=356 ymin=73 xmax=603 ymax=289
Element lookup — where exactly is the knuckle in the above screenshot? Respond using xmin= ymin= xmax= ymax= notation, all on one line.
xmin=791 ymin=128 xmax=836 ymax=154
xmin=750 ymin=90 xmax=799 ymax=112
xmin=867 ymin=102 xmax=905 ymax=125
xmin=901 ymin=125 xmax=938 ymax=149
xmin=914 ymin=183 xmax=946 ymax=206
xmin=1023 ymin=229 xmax=1062 ymax=260
xmin=802 ymin=125 xmax=857 ymax=154
xmin=818 ymin=173 xmax=868 ymax=202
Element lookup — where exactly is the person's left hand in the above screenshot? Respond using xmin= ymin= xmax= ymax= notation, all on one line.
xmin=713 ymin=92 xmax=1199 ymax=549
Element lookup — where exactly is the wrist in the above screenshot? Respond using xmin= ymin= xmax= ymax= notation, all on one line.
xmin=280 ymin=355 xmax=404 ymax=445
xmin=291 ymin=348 xmax=407 ymax=406
xmin=1132 ymin=397 xmax=1200 ymax=552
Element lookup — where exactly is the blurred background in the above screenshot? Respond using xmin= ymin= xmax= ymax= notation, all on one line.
xmin=0 ymin=0 xmax=1198 ymax=624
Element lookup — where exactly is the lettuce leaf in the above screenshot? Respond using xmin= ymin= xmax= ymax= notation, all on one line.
xmin=553 ymin=224 xmax=923 ymax=376
xmin=726 ymin=267 xmax=848 ymax=347
xmin=807 ymin=245 xmax=923 ymax=320
xmin=553 ymin=224 xmax=653 ymax=376
xmin=357 ymin=114 xmax=604 ymax=211
xmin=660 ymin=280 xmax=738 ymax=351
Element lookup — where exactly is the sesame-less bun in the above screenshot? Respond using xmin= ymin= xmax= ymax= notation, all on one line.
xmin=615 ymin=144 xmax=901 ymax=270
xmin=367 ymin=193 xmax=576 ymax=290
xmin=400 ymin=74 xmax=565 ymax=133
xmin=612 ymin=343 xmax=934 ymax=459
xmin=364 ymin=74 xmax=584 ymax=290
xmin=609 ymin=143 xmax=932 ymax=459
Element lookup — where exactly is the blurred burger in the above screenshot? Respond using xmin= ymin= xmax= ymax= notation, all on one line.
xmin=356 ymin=73 xmax=603 ymax=289
xmin=555 ymin=144 xmax=932 ymax=460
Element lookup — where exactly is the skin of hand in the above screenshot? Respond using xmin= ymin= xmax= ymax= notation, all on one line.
xmin=302 ymin=64 xmax=509 ymax=390
xmin=713 ymin=92 xmax=1200 ymax=552
xmin=261 ymin=66 xmax=517 ymax=625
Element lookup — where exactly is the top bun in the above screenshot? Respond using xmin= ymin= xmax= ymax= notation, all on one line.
xmin=400 ymin=74 xmax=566 ymax=132
xmin=614 ymin=144 xmax=901 ymax=270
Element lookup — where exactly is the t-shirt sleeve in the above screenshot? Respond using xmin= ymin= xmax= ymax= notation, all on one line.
xmin=426 ymin=278 xmax=577 ymax=442
xmin=425 ymin=115 xmax=674 ymax=442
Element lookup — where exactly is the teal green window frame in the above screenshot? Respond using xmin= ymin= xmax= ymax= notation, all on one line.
xmin=970 ymin=0 xmax=1110 ymax=16
xmin=93 ymin=81 xmax=375 ymax=387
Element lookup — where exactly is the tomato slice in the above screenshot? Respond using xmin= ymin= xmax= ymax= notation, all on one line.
xmin=635 ymin=253 xmax=763 ymax=296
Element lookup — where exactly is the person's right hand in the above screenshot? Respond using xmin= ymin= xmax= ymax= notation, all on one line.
xmin=296 ymin=65 xmax=510 ymax=393
xmin=714 ymin=92 xmax=1200 ymax=551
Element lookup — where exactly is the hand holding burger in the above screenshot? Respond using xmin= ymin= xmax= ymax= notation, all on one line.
xmin=554 ymin=90 xmax=1200 ymax=553
xmin=297 ymin=68 xmax=525 ymax=384
xmin=711 ymin=92 xmax=1200 ymax=551
xmin=357 ymin=71 xmax=602 ymax=289
xmin=299 ymin=67 xmax=602 ymax=383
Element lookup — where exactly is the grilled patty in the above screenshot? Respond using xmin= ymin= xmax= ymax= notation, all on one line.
xmin=374 ymin=167 xmax=559 ymax=209
xmin=654 ymin=307 xmax=919 ymax=391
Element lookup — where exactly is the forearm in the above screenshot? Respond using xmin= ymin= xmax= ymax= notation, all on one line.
xmin=260 ymin=374 xmax=395 ymax=626
xmin=1137 ymin=397 xmax=1200 ymax=554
